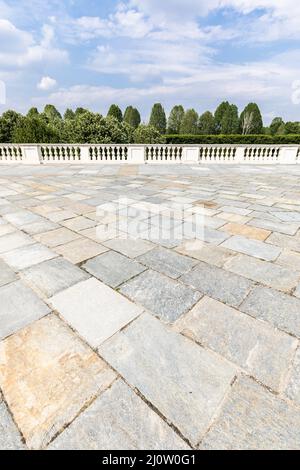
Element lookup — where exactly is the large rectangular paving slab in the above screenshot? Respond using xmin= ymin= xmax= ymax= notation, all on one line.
xmin=224 ymin=254 xmax=300 ymax=292
xmin=176 ymin=240 xmax=237 ymax=268
xmin=266 ymin=232 xmax=300 ymax=253
xmin=180 ymin=262 xmax=252 ymax=308
xmin=200 ymin=376 xmax=300 ymax=450
xmin=22 ymin=257 xmax=90 ymax=298
xmin=0 ymin=280 xmax=50 ymax=340
xmin=176 ymin=296 xmax=297 ymax=391
xmin=221 ymin=235 xmax=281 ymax=261
xmin=120 ymin=270 xmax=201 ymax=323
xmin=103 ymin=238 xmax=154 ymax=258
xmin=49 ymin=380 xmax=188 ymax=450
xmin=138 ymin=247 xmax=197 ymax=279
xmin=0 ymin=259 xmax=17 ymax=287
xmin=0 ymin=315 xmax=116 ymax=449
xmin=34 ymin=228 xmax=81 ymax=247
xmin=248 ymin=218 xmax=299 ymax=236
xmin=53 ymin=238 xmax=108 ymax=264
xmin=1 ymin=243 xmax=58 ymax=271
xmin=99 ymin=313 xmax=236 ymax=446
xmin=0 ymin=403 xmax=25 ymax=450
xmin=0 ymin=231 xmax=33 ymax=254
xmin=240 ymin=286 xmax=300 ymax=337
xmin=49 ymin=278 xmax=143 ymax=348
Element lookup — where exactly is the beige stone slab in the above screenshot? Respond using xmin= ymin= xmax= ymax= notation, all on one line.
xmin=217 ymin=212 xmax=251 ymax=223
xmin=0 ymin=315 xmax=116 ymax=449
xmin=175 ymin=240 xmax=237 ymax=268
xmin=54 ymin=238 xmax=108 ymax=264
xmin=276 ymin=250 xmax=300 ymax=271
xmin=61 ymin=216 xmax=96 ymax=232
xmin=34 ymin=228 xmax=81 ymax=247
xmin=221 ymin=222 xmax=271 ymax=241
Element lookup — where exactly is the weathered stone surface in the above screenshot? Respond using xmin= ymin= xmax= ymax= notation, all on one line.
xmin=0 ymin=259 xmax=17 ymax=287
xmin=0 ymin=315 xmax=116 ymax=449
xmin=295 ymin=284 xmax=300 ymax=298
xmin=104 ymin=238 xmax=154 ymax=258
xmin=0 ymin=280 xmax=50 ymax=340
xmin=61 ymin=216 xmax=96 ymax=232
xmin=49 ymin=278 xmax=143 ymax=347
xmin=176 ymin=296 xmax=297 ymax=391
xmin=224 ymin=254 xmax=300 ymax=292
xmin=240 ymin=286 xmax=300 ymax=337
xmin=0 ymin=403 xmax=25 ymax=450
xmin=0 ymin=224 xmax=16 ymax=236
xmin=22 ymin=257 xmax=90 ymax=298
xmin=54 ymin=238 xmax=108 ymax=264
xmin=22 ymin=220 xmax=59 ymax=235
xmin=0 ymin=231 xmax=33 ymax=254
xmin=248 ymin=218 xmax=299 ymax=236
xmin=285 ymin=348 xmax=300 ymax=405
xmin=49 ymin=380 xmax=188 ymax=450
xmin=222 ymin=235 xmax=281 ymax=261
xmin=180 ymin=262 xmax=252 ymax=308
xmin=34 ymin=228 xmax=81 ymax=247
xmin=138 ymin=247 xmax=197 ymax=279
xmin=200 ymin=376 xmax=300 ymax=450
xmin=99 ymin=313 xmax=236 ymax=445
xmin=1 ymin=243 xmax=57 ymax=271
xmin=219 ymin=206 xmax=252 ymax=216
xmin=274 ymin=211 xmax=300 ymax=223
xmin=266 ymin=232 xmax=300 ymax=253
xmin=221 ymin=222 xmax=270 ymax=241
xmin=277 ymin=250 xmax=300 ymax=271
xmin=83 ymin=250 xmax=146 ymax=288
xmin=4 ymin=210 xmax=43 ymax=227
xmin=176 ymin=240 xmax=237 ymax=267
xmin=120 ymin=270 xmax=201 ymax=323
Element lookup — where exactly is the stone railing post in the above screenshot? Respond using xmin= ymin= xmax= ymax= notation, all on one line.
xmin=234 ymin=146 xmax=245 ymax=163
xmin=127 ymin=146 xmax=145 ymax=163
xmin=80 ymin=146 xmax=90 ymax=163
xmin=21 ymin=145 xmax=41 ymax=164
xmin=182 ymin=146 xmax=199 ymax=164
xmin=279 ymin=147 xmax=298 ymax=164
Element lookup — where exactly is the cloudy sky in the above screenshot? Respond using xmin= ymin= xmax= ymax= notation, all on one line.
xmin=1 ymin=0 xmax=300 ymax=123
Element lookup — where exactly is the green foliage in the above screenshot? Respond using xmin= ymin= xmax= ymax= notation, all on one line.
xmin=75 ymin=107 xmax=89 ymax=116
xmin=0 ymin=110 xmax=22 ymax=143
xmin=133 ymin=125 xmax=165 ymax=144
xmin=221 ymin=105 xmax=239 ymax=134
xmin=180 ymin=109 xmax=198 ymax=134
xmin=198 ymin=111 xmax=215 ymax=135
xmin=149 ymin=103 xmax=167 ymax=134
xmin=167 ymin=105 xmax=185 ymax=134
xmin=107 ymin=104 xmax=123 ymax=122
xmin=27 ymin=107 xmax=39 ymax=118
xmin=64 ymin=108 xmax=75 ymax=120
xmin=214 ymin=101 xmax=231 ymax=133
xmin=284 ymin=122 xmax=300 ymax=134
xmin=165 ymin=134 xmax=300 ymax=144
xmin=124 ymin=106 xmax=141 ymax=129
xmin=270 ymin=117 xmax=284 ymax=135
xmin=43 ymin=104 xmax=62 ymax=121
xmin=239 ymin=103 xmax=263 ymax=134
xmin=12 ymin=116 xmax=60 ymax=143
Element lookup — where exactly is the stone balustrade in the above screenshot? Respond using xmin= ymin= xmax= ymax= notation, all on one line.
xmin=0 ymin=144 xmax=299 ymax=165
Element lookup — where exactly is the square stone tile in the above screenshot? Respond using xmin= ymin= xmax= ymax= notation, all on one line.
xmin=219 ymin=206 xmax=252 ymax=216
xmin=0 ymin=403 xmax=25 ymax=450
xmin=176 ymin=240 xmax=237 ymax=268
xmin=54 ymin=238 xmax=108 ymax=264
xmin=0 ymin=280 xmax=50 ymax=340
xmin=138 ymin=247 xmax=197 ymax=279
xmin=221 ymin=235 xmax=281 ymax=261
xmin=0 ymin=259 xmax=17 ymax=287
xmin=103 ymin=238 xmax=154 ymax=258
xmin=61 ymin=216 xmax=96 ymax=232
xmin=221 ymin=222 xmax=271 ymax=241
xmin=176 ymin=296 xmax=297 ymax=391
xmin=266 ymin=232 xmax=300 ymax=253
xmin=4 ymin=210 xmax=43 ymax=227
xmin=49 ymin=380 xmax=188 ymax=450
xmin=22 ymin=258 xmax=90 ymax=298
xmin=21 ymin=220 xmax=59 ymax=235
xmin=120 ymin=270 xmax=201 ymax=323
xmin=1 ymin=243 xmax=58 ymax=271
xmin=0 ymin=315 xmax=116 ymax=449
xmin=277 ymin=250 xmax=300 ymax=271
xmin=240 ymin=286 xmax=300 ymax=337
xmin=180 ymin=262 xmax=252 ymax=308
xmin=0 ymin=231 xmax=33 ymax=254
xmin=49 ymin=278 xmax=143 ymax=348
xmin=99 ymin=313 xmax=236 ymax=446
xmin=83 ymin=251 xmax=146 ymax=288
xmin=47 ymin=210 xmax=77 ymax=222
xmin=34 ymin=228 xmax=81 ymax=247
xmin=200 ymin=376 xmax=300 ymax=450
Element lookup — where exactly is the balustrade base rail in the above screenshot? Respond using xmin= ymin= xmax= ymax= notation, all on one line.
xmin=0 ymin=144 xmax=299 ymax=165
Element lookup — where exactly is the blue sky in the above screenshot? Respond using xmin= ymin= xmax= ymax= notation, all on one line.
xmin=1 ymin=0 xmax=300 ymax=124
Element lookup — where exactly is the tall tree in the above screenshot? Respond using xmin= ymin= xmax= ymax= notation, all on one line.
xmin=167 ymin=105 xmax=184 ymax=134
xmin=239 ymin=103 xmax=263 ymax=134
xmin=284 ymin=122 xmax=300 ymax=134
xmin=221 ymin=104 xmax=239 ymax=134
xmin=0 ymin=110 xmax=22 ymax=143
xmin=214 ymin=101 xmax=231 ymax=134
xmin=124 ymin=106 xmax=141 ymax=129
xmin=13 ymin=116 xmax=59 ymax=143
xmin=64 ymin=108 xmax=75 ymax=120
xmin=180 ymin=109 xmax=199 ymax=134
xmin=269 ymin=117 xmax=284 ymax=135
xmin=43 ymin=104 xmax=62 ymax=121
xmin=149 ymin=103 xmax=167 ymax=134
xmin=107 ymin=104 xmax=123 ymax=122
xmin=27 ymin=107 xmax=39 ymax=118
xmin=198 ymin=111 xmax=215 ymax=134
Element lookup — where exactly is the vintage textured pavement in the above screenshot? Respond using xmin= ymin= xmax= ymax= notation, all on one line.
xmin=1 ymin=163 xmax=300 ymax=450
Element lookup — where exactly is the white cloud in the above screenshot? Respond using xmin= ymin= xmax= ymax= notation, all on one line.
xmin=37 ymin=76 xmax=57 ymax=91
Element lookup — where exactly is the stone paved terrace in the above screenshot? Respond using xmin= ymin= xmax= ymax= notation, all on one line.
xmin=1 ymin=163 xmax=300 ymax=450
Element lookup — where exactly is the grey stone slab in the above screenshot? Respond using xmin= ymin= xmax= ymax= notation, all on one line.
xmin=4 ymin=210 xmax=43 ymax=226
xmin=103 ymin=238 xmax=154 ymax=258
xmin=0 ymin=280 xmax=50 ymax=340
xmin=274 ymin=211 xmax=300 ymax=223
xmin=221 ymin=235 xmax=281 ymax=261
xmin=224 ymin=254 xmax=300 ymax=292
xmin=0 ymin=224 xmax=16 ymax=236
xmin=120 ymin=270 xmax=201 ymax=323
xmin=219 ymin=206 xmax=252 ymax=216
xmin=240 ymin=286 xmax=300 ymax=337
xmin=138 ymin=247 xmax=197 ymax=279
xmin=200 ymin=376 xmax=300 ymax=450
xmin=176 ymin=240 xmax=237 ymax=268
xmin=0 ymin=231 xmax=34 ymax=254
xmin=49 ymin=380 xmax=188 ymax=450
xmin=176 ymin=296 xmax=297 ymax=391
xmin=285 ymin=348 xmax=300 ymax=405
xmin=49 ymin=278 xmax=143 ymax=348
xmin=22 ymin=257 xmax=90 ymax=298
xmin=99 ymin=313 xmax=236 ymax=446
xmin=22 ymin=220 xmax=59 ymax=235
xmin=0 ymin=403 xmax=25 ymax=450
xmin=266 ymin=232 xmax=300 ymax=253
xmin=248 ymin=218 xmax=299 ymax=236
xmin=1 ymin=243 xmax=58 ymax=271
xmin=0 ymin=259 xmax=17 ymax=287
xmin=180 ymin=262 xmax=252 ymax=308
xmin=83 ymin=250 xmax=146 ymax=288
xmin=295 ymin=284 xmax=300 ymax=299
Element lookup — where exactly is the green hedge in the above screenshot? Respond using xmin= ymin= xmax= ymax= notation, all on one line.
xmin=165 ymin=134 xmax=300 ymax=144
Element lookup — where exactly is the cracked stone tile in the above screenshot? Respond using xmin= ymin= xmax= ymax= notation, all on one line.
xmin=0 ymin=280 xmax=50 ymax=340
xmin=120 ymin=270 xmax=201 ymax=323
xmin=180 ymin=262 xmax=252 ymax=308
xmin=0 ymin=259 xmax=17 ymax=287
xmin=103 ymin=237 xmax=154 ymax=258
xmin=49 ymin=278 xmax=142 ymax=348
xmin=0 ymin=403 xmax=25 ymax=450
xmin=224 ymin=254 xmax=300 ymax=292
xmin=137 ymin=247 xmax=197 ymax=279
xmin=240 ymin=286 xmax=300 ymax=337
xmin=83 ymin=250 xmax=146 ymax=288
xmin=248 ymin=218 xmax=299 ymax=236
xmin=0 ymin=231 xmax=34 ymax=254
xmin=221 ymin=222 xmax=271 ymax=241
xmin=176 ymin=296 xmax=297 ymax=391
xmin=221 ymin=235 xmax=281 ymax=261
xmin=175 ymin=240 xmax=237 ymax=268
xmin=99 ymin=313 xmax=236 ymax=446
xmin=200 ymin=376 xmax=300 ymax=450
xmin=34 ymin=228 xmax=81 ymax=247
xmin=54 ymin=238 xmax=108 ymax=264
xmin=0 ymin=315 xmax=116 ymax=449
xmin=1 ymin=243 xmax=58 ymax=271
xmin=22 ymin=257 xmax=90 ymax=298
xmin=49 ymin=380 xmax=189 ymax=450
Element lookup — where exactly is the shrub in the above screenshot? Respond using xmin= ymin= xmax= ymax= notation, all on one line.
xmin=165 ymin=134 xmax=300 ymax=144
xmin=133 ymin=125 xmax=165 ymax=144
